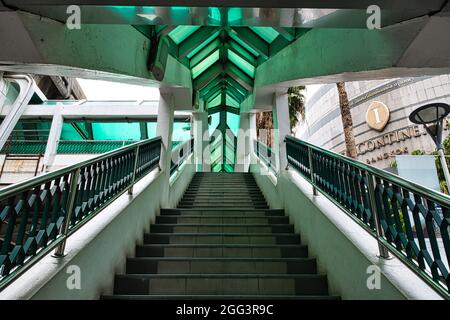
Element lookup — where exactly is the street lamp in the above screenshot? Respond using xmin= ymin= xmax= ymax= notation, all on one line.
xmin=409 ymin=103 xmax=450 ymax=191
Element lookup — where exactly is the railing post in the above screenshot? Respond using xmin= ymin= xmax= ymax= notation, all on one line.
xmin=307 ymin=146 xmax=318 ymax=196
xmin=54 ymin=168 xmax=81 ymax=257
xmin=365 ymin=171 xmax=390 ymax=259
xmin=128 ymin=145 xmax=140 ymax=195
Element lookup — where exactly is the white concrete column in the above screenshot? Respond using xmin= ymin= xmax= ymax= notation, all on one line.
xmin=193 ymin=111 xmax=209 ymax=172
xmin=156 ymin=91 xmax=174 ymax=206
xmin=249 ymin=112 xmax=257 ymax=155
xmin=273 ymin=92 xmax=290 ymax=172
xmin=235 ymin=112 xmax=251 ymax=172
xmin=42 ymin=106 xmax=63 ymax=172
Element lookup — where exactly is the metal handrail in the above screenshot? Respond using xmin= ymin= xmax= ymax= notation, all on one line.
xmin=287 ymin=136 xmax=450 ymax=205
xmin=254 ymin=139 xmax=277 ymax=174
xmin=285 ymin=135 xmax=450 ymax=298
xmin=0 ymin=136 xmax=162 ymax=290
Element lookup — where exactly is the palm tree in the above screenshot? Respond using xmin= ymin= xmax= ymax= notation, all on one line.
xmin=287 ymin=86 xmax=306 ymax=133
xmin=256 ymin=86 xmax=306 ymax=145
xmin=336 ymin=82 xmax=357 ymax=159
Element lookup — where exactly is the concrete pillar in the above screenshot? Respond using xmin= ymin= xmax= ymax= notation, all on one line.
xmin=249 ymin=112 xmax=257 ymax=154
xmin=42 ymin=106 xmax=63 ymax=172
xmin=235 ymin=112 xmax=251 ymax=172
xmin=193 ymin=111 xmax=209 ymax=172
xmin=273 ymin=92 xmax=290 ymax=172
xmin=156 ymin=91 xmax=174 ymax=206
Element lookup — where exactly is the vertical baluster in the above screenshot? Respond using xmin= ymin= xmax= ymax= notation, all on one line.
xmin=365 ymin=172 xmax=390 ymax=259
xmin=54 ymin=168 xmax=81 ymax=257
xmin=128 ymin=146 xmax=140 ymax=195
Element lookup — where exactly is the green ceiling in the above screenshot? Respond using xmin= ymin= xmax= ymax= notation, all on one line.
xmin=157 ymin=25 xmax=298 ymax=171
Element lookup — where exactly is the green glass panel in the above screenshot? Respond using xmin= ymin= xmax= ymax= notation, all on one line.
xmin=168 ymin=26 xmax=201 ymax=44
xmin=173 ymin=122 xmax=192 ymax=142
xmin=228 ymin=31 xmax=260 ymax=57
xmin=208 ymin=8 xmax=221 ymax=23
xmin=226 ymin=112 xmax=240 ymax=136
xmin=249 ymin=27 xmax=279 ymax=43
xmin=208 ymin=112 xmax=220 ymax=135
xmin=227 ymin=50 xmax=255 ymax=78
xmin=228 ymin=8 xmax=243 ymax=23
xmin=226 ymin=94 xmax=240 ymax=108
xmin=224 ymin=163 xmax=234 ymax=172
xmin=186 ymin=30 xmax=221 ymax=59
xmin=147 ymin=122 xmax=157 ymax=138
xmin=91 ymin=123 xmax=141 ymax=140
xmin=61 ymin=123 xmax=83 ymax=140
xmin=208 ymin=93 xmax=222 ymax=108
xmin=192 ymin=49 xmax=220 ymax=79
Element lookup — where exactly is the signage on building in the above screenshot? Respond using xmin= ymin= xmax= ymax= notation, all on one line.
xmin=366 ymin=101 xmax=390 ymax=132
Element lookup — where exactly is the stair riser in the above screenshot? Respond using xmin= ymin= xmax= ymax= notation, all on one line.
xmin=178 ymin=205 xmax=269 ymax=209
xmin=126 ymin=259 xmax=317 ymax=274
xmin=114 ymin=276 xmax=328 ymax=296
xmin=135 ymin=246 xmax=308 ymax=258
xmin=144 ymin=234 xmax=301 ymax=245
xmin=155 ymin=216 xmax=289 ymax=224
xmin=160 ymin=209 xmax=285 ymax=216
xmin=150 ymin=225 xmax=294 ymax=233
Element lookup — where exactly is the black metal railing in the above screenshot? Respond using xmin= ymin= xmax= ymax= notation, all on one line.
xmin=0 ymin=137 xmax=162 ymax=290
xmin=286 ymin=135 xmax=450 ymax=297
xmin=170 ymin=138 xmax=194 ymax=175
xmin=254 ymin=139 xmax=277 ymax=173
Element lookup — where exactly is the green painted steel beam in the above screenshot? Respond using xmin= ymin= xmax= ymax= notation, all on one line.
xmin=203 ymin=82 xmax=224 ymax=101
xmin=226 ymin=42 xmax=257 ymax=67
xmin=189 ymin=37 xmax=221 ymax=69
xmin=272 ymin=27 xmax=295 ymax=41
xmin=179 ymin=27 xmax=220 ymax=60
xmin=229 ymin=27 xmax=269 ymax=58
xmin=206 ymin=90 xmax=222 ymax=104
xmin=223 ymin=75 xmax=248 ymax=97
xmin=224 ymin=84 xmax=245 ymax=103
xmin=269 ymin=34 xmax=291 ymax=56
xmin=193 ymin=61 xmax=222 ymax=90
xmin=199 ymin=75 xmax=222 ymax=97
xmin=224 ymin=63 xmax=253 ymax=91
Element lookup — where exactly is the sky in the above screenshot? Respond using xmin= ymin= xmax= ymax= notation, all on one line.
xmin=77 ymin=78 xmax=160 ymax=100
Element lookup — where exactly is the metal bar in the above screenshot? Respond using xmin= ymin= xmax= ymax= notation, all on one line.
xmin=0 ymin=137 xmax=162 ymax=199
xmin=307 ymin=146 xmax=318 ymax=196
xmin=54 ymin=168 xmax=81 ymax=257
xmin=128 ymin=145 xmax=140 ymax=195
xmin=365 ymin=171 xmax=390 ymax=259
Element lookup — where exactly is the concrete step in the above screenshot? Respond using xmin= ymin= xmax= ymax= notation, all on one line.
xmin=144 ymin=233 xmax=301 ymax=245
xmin=177 ymin=204 xmax=269 ymax=209
xmin=155 ymin=215 xmax=290 ymax=224
xmin=126 ymin=257 xmax=317 ymax=274
xmin=150 ymin=224 xmax=294 ymax=234
xmin=135 ymin=244 xmax=308 ymax=258
xmin=113 ymin=274 xmax=329 ymax=296
xmin=160 ymin=208 xmax=285 ymax=216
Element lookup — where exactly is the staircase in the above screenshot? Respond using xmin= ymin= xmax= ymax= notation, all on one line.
xmin=104 ymin=172 xmax=336 ymax=299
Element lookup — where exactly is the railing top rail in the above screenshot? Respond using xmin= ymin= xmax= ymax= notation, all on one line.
xmin=0 ymin=136 xmax=162 ymax=199
xmin=286 ymin=135 xmax=450 ymax=205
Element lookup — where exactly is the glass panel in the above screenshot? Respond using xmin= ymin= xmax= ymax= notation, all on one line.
xmin=228 ymin=30 xmax=260 ymax=57
xmin=208 ymin=93 xmax=222 ymax=108
xmin=226 ymin=94 xmax=240 ymax=109
xmin=249 ymin=27 xmax=279 ymax=43
xmin=226 ymin=112 xmax=240 ymax=136
xmin=168 ymin=25 xmax=201 ymax=44
xmin=92 ymin=122 xmax=141 ymax=140
xmin=173 ymin=122 xmax=192 ymax=142
xmin=192 ymin=49 xmax=220 ymax=79
xmin=208 ymin=112 xmax=220 ymax=135
xmin=61 ymin=123 xmax=83 ymax=140
xmin=227 ymin=49 xmax=255 ymax=78
xmin=186 ymin=29 xmax=221 ymax=59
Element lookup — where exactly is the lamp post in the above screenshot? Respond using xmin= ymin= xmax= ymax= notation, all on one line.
xmin=409 ymin=103 xmax=450 ymax=191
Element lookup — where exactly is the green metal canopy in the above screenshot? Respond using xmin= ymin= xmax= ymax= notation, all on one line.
xmin=159 ymin=25 xmax=298 ymax=171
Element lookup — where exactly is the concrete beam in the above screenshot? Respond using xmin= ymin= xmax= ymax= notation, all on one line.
xmin=0 ymin=11 xmax=192 ymax=90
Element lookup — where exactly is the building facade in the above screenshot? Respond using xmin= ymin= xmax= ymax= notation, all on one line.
xmin=296 ymin=75 xmax=450 ymax=169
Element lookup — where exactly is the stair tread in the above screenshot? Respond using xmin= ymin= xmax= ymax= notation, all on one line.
xmin=128 ymin=257 xmax=314 ymax=261
xmin=116 ymin=273 xmax=326 ymax=278
xmin=102 ymin=294 xmax=338 ymax=300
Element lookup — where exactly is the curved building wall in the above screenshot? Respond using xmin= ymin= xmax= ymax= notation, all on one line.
xmin=296 ymin=75 xmax=450 ymax=168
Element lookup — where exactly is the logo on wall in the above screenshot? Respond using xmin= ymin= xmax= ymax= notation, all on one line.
xmin=366 ymin=101 xmax=390 ymax=132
